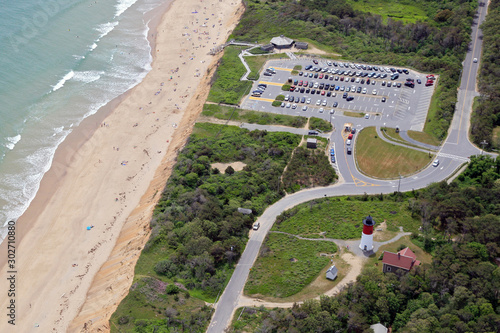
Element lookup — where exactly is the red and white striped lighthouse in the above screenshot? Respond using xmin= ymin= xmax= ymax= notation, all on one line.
xmin=359 ymin=215 xmax=375 ymax=251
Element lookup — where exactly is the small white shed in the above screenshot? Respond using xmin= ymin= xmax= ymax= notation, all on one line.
xmin=326 ymin=265 xmax=338 ymax=280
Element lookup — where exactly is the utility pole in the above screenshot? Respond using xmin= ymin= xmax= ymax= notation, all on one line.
xmin=397 ymin=173 xmax=401 ymax=193
xmin=480 ymin=140 xmax=488 ymax=154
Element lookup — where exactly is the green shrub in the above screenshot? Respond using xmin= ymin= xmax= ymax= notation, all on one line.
xmin=272 ymin=100 xmax=282 ymax=107
xmin=166 ymin=284 xmax=180 ymax=295
xmin=276 ymin=94 xmax=285 ymax=101
xmin=282 ymin=84 xmax=291 ymax=91
xmin=309 ymin=117 xmax=333 ymax=132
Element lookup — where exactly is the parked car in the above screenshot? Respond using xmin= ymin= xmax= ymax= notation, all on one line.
xmin=347 ymin=147 xmax=352 ymax=155
xmin=302 ymin=106 xmax=308 ymax=111
xmin=333 ymin=101 xmax=338 ymax=107
xmin=346 ymin=96 xmax=354 ymax=101
xmin=382 ymin=97 xmax=386 ymax=102
xmin=346 ymin=139 xmax=352 ymax=145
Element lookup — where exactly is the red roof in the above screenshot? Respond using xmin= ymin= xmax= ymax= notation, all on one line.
xmin=382 ymin=247 xmax=420 ymax=271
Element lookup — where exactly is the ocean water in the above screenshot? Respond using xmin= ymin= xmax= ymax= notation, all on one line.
xmin=0 ymin=0 xmax=167 ymax=241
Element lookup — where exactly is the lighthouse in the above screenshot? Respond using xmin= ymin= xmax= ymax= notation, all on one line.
xmin=359 ymin=215 xmax=375 ymax=251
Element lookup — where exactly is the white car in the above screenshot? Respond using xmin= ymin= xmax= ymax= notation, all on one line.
xmin=284 ymin=94 xmax=290 ymax=101
xmin=473 ymin=58 xmax=478 ymax=63
xmin=364 ymin=114 xmax=369 ymax=119
xmin=319 ymin=108 xmax=324 ymax=113
xmin=316 ymin=99 xmax=321 ymax=105
xmin=432 ymin=159 xmax=440 ymax=167
xmin=292 ymin=104 xmax=297 ymax=109
xmin=306 ymin=98 xmax=311 ymax=104
xmin=362 ymin=88 xmax=367 ymax=94
xmin=302 ymin=106 xmax=308 ymax=111
xmin=372 ymin=89 xmax=377 ymax=95
xmin=281 ymin=102 xmax=285 ymax=107
xmin=346 ymin=139 xmax=351 ymax=145
xmin=286 ymin=103 xmax=291 ymax=108
xmin=330 ymin=109 xmax=334 ymax=114
xmin=322 ymin=99 xmax=327 ymax=106
xmin=253 ymin=222 xmax=260 ymax=230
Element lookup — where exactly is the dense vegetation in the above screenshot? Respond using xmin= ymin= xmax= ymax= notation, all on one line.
xmin=111 ymin=123 xmax=301 ymax=332
xmin=470 ymin=0 xmax=500 ymax=150
xmin=207 ymin=46 xmax=252 ymax=105
xmin=232 ymin=0 xmax=477 ymax=139
xmin=282 ymin=141 xmax=337 ymax=193
xmin=202 ymin=103 xmax=308 ymax=127
xmin=309 ymin=116 xmax=333 ymax=132
xmin=231 ymin=155 xmax=500 ymax=332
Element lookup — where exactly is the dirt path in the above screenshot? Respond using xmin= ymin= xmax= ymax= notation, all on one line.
xmin=237 ymin=252 xmax=365 ymax=308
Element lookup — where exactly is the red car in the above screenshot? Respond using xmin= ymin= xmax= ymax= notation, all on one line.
xmin=348 ymin=134 xmax=353 ymax=140
xmin=425 ymin=81 xmax=433 ymax=86
xmin=321 ymin=90 xmax=326 ymax=95
xmin=313 ymin=59 xmax=319 ymax=64
xmin=426 ymin=74 xmax=435 ymax=80
xmin=290 ymin=85 xmax=296 ymax=91
xmin=304 ymin=81 xmax=308 ymax=86
xmin=298 ymin=80 xmax=303 ymax=86
xmin=319 ymin=74 xmax=324 ymax=79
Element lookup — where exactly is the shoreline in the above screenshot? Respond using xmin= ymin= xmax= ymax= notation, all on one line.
xmin=0 ymin=0 xmax=244 ymax=331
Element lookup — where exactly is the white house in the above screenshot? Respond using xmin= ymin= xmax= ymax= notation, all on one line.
xmin=326 ymin=265 xmax=338 ymax=280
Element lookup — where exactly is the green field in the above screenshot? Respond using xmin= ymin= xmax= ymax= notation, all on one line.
xmin=309 ymin=117 xmax=332 ymax=132
xmin=356 ymin=127 xmax=433 ymax=178
xmin=201 ymin=103 xmax=307 ymax=128
xmin=407 ymin=130 xmax=442 ymax=146
xmin=207 ymin=46 xmax=252 ymax=105
xmin=244 ymin=233 xmax=337 ymax=298
xmin=346 ymin=0 xmax=429 ymax=23
xmin=344 ymin=111 xmax=364 ymax=118
xmin=272 ymin=197 xmax=422 ymax=239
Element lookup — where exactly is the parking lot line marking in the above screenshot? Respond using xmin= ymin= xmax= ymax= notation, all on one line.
xmin=273 ymin=67 xmax=292 ymax=72
xmin=249 ymin=96 xmax=275 ymax=102
xmin=258 ymin=81 xmax=283 ymax=87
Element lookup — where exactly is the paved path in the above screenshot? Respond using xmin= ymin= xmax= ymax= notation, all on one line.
xmin=399 ymin=130 xmax=440 ymax=151
xmin=376 ymin=127 xmax=435 ymax=154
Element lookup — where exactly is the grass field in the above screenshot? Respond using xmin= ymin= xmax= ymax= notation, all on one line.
xmin=344 ymin=111 xmax=364 ymax=118
xmin=201 ymin=104 xmax=307 ymax=128
xmin=407 ymin=130 xmax=442 ymax=146
xmin=272 ymin=197 xmax=422 ymax=238
xmin=244 ymin=233 xmax=337 ymax=298
xmin=207 ymin=46 xmax=253 ymax=105
xmin=245 ymin=53 xmax=287 ymax=80
xmin=423 ymin=83 xmax=443 ymax=140
xmin=382 ymin=127 xmax=404 ymax=142
xmin=356 ymin=127 xmax=433 ymax=178
xmin=309 ymin=117 xmax=332 ymax=132
xmin=346 ymin=0 xmax=429 ymax=23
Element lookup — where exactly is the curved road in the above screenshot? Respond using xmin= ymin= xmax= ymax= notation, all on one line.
xmin=207 ymin=2 xmax=489 ymax=332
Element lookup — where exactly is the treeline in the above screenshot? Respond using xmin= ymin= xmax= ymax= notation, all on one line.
xmin=232 ymin=155 xmax=500 ymax=333
xmin=111 ymin=123 xmax=301 ymax=332
xmin=470 ymin=0 xmax=500 ymax=150
xmin=282 ymin=145 xmax=337 ymax=193
xmin=234 ymin=0 xmax=477 ymax=138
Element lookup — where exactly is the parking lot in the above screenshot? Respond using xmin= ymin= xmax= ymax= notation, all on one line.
xmin=241 ymin=58 xmax=436 ymax=131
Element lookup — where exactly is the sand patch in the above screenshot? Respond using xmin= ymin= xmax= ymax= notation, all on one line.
xmin=211 ymin=161 xmax=247 ymax=173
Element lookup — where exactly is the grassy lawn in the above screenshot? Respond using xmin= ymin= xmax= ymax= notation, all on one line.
xmin=423 ymin=83 xmax=444 ymax=140
xmin=244 ymin=233 xmax=337 ymax=298
xmin=366 ymin=235 xmax=433 ymax=271
xmin=492 ymin=126 xmax=500 ymax=150
xmin=245 ymin=53 xmax=287 ymax=80
xmin=346 ymin=0 xmax=429 ymax=23
xmin=201 ymin=103 xmax=307 ymax=128
xmin=272 ymin=197 xmax=422 ymax=238
xmin=207 ymin=46 xmax=253 ymax=105
xmin=344 ymin=111 xmax=364 ymax=118
xmin=356 ymin=127 xmax=433 ymax=178
xmin=407 ymin=130 xmax=442 ymax=146
xmin=382 ymin=127 xmax=404 ymax=142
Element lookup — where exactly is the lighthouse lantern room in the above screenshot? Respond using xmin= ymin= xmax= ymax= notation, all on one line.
xmin=359 ymin=215 xmax=375 ymax=251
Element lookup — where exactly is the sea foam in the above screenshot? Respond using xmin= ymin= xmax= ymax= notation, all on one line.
xmin=52 ymin=70 xmax=75 ymax=91
xmin=115 ymin=0 xmax=139 ymax=17
xmin=5 ymin=135 xmax=21 ymax=150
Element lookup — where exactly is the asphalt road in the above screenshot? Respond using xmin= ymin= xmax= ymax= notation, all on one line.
xmin=206 ymin=3 xmax=488 ymax=332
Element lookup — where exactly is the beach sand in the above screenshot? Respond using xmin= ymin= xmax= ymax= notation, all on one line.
xmin=0 ymin=0 xmax=244 ymax=331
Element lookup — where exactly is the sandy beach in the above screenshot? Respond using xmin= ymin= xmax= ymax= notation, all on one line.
xmin=0 ymin=0 xmax=244 ymax=331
